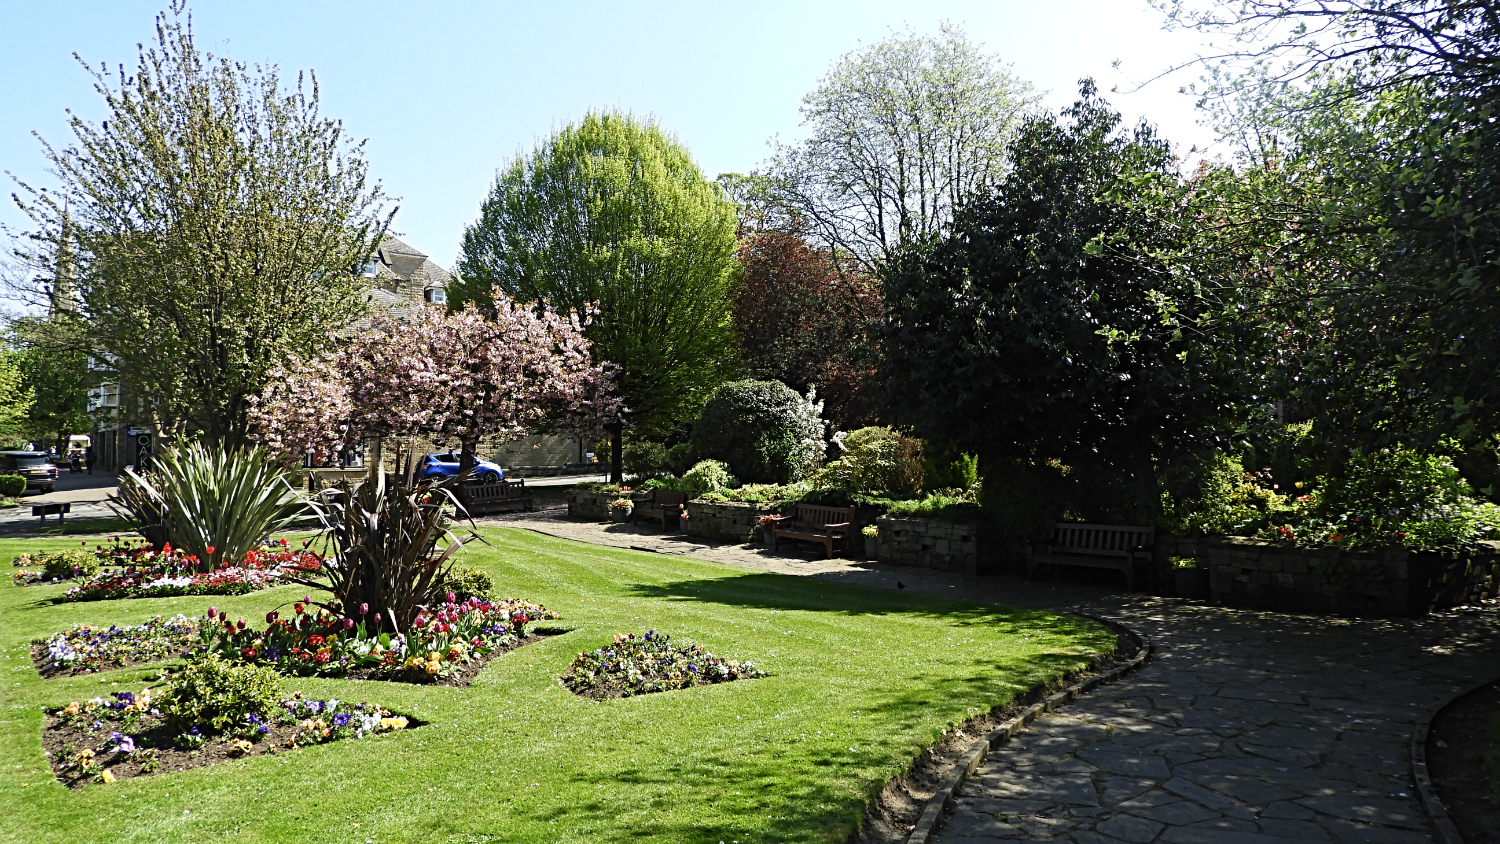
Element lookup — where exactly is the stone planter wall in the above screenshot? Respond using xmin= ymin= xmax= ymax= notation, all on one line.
xmin=1157 ymin=535 xmax=1500 ymax=616
xmin=566 ymin=489 xmax=618 ymax=522
xmin=875 ymin=516 xmax=980 ymax=575
xmin=685 ymin=500 xmax=779 ymax=544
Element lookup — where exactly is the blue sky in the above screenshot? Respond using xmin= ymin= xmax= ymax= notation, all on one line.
xmin=0 ymin=1 xmax=1219 ymax=274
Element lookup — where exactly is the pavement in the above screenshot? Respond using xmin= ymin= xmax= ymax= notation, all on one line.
xmin=0 ymin=470 xmax=122 ymax=530
xmin=489 ymin=510 xmax=1500 ymax=844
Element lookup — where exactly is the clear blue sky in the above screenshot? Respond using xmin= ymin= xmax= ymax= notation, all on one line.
xmin=0 ymin=0 xmax=1219 ymax=274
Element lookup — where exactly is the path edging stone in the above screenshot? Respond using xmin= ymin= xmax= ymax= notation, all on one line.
xmin=903 ymin=613 xmax=1154 ymax=844
xmin=1411 ymin=673 xmax=1500 ymax=844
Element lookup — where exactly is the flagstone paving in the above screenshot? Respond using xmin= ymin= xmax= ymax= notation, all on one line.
xmin=493 ymin=511 xmax=1500 ymax=843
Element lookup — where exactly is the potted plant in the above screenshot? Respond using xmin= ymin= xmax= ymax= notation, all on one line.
xmin=1172 ymin=556 xmax=1209 ymax=599
xmin=608 ymin=498 xmax=633 ymax=523
xmin=861 ymin=524 xmax=879 ymax=561
xmin=676 ymin=503 xmax=688 ymax=532
xmin=756 ymin=513 xmax=780 ymax=547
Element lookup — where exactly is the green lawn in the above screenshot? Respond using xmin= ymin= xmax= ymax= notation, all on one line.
xmin=0 ymin=527 xmax=1113 ymax=844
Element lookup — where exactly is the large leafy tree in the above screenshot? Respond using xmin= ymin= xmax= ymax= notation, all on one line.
xmin=0 ymin=347 xmax=34 ymax=449
xmin=453 ymin=111 xmax=739 ymax=481
xmin=731 ymin=218 xmax=881 ymax=429
xmin=10 ymin=3 xmax=390 ymax=447
xmin=765 ymin=23 xmax=1039 ymax=273
xmin=878 ymin=84 xmax=1247 ymax=529
xmin=1159 ymin=0 xmax=1500 ymax=459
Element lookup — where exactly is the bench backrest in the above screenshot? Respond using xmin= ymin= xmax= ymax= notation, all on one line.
xmin=649 ymin=489 xmax=687 ymax=507
xmin=464 ymin=479 xmax=527 ymax=502
xmin=793 ymin=503 xmax=855 ymax=526
xmin=1050 ymin=523 xmax=1155 ymax=557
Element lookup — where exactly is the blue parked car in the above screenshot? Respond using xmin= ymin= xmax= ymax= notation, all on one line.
xmin=419 ymin=452 xmax=505 ymax=483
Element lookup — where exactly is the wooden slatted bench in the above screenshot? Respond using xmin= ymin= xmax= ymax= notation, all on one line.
xmin=766 ymin=504 xmax=854 ymax=559
xmin=1028 ymin=523 xmax=1155 ymax=591
xmin=631 ymin=489 xmax=687 ymax=530
xmin=457 ymin=479 xmax=533 ymax=516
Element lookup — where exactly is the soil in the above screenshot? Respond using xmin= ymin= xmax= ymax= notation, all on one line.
xmin=41 ymin=706 xmax=427 ymax=789
xmin=30 ymin=626 xmax=571 ymax=687
xmin=560 ymin=665 xmax=758 ymax=701
xmin=1427 ymin=678 xmax=1500 ymax=844
xmin=848 ymin=623 xmax=1143 ymax=844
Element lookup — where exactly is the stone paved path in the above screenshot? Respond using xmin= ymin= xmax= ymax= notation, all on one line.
xmin=490 ymin=512 xmax=1500 ymax=844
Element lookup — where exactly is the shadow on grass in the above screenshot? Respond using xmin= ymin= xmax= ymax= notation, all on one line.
xmin=623 ymin=571 xmax=1104 ymax=636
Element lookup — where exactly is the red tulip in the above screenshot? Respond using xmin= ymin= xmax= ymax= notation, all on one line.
xmin=266 ymin=611 xmax=279 ymax=624
xmin=207 ymin=607 xmax=218 ymax=619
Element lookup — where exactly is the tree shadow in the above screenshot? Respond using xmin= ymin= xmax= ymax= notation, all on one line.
xmin=622 ymin=570 xmax=1102 ymax=635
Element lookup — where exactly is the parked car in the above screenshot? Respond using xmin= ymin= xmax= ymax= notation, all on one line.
xmin=0 ymin=451 xmax=59 ymax=493
xmin=418 ymin=453 xmax=505 ymax=483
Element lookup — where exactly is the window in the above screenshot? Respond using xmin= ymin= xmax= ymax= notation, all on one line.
xmin=425 ymin=287 xmax=447 ymax=304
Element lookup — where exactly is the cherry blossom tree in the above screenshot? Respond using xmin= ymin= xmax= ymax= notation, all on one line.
xmin=250 ymin=288 xmax=620 ymax=470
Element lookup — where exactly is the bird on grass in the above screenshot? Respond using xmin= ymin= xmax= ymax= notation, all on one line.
xmin=897 ymin=581 xmax=906 ymax=590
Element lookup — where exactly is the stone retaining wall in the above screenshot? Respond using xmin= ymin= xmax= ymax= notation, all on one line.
xmin=685 ymin=500 xmax=778 ymax=544
xmin=875 ymin=515 xmax=980 ymax=575
xmin=565 ymin=489 xmax=617 ymax=522
xmin=1157 ymin=535 xmax=1500 ymax=616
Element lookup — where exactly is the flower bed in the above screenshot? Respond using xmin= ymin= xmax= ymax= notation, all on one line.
xmin=562 ymin=631 xmax=764 ymax=700
xmin=53 ymin=545 xmax=322 ymax=603
xmin=43 ymin=688 xmax=415 ymax=788
xmin=202 ymin=595 xmax=564 ymax=686
xmin=34 ymin=614 xmax=203 ymax=678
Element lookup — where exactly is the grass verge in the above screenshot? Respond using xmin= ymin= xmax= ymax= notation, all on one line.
xmin=0 ymin=527 xmax=1113 ymax=844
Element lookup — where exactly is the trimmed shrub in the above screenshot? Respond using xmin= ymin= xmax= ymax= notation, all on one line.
xmin=682 ymin=460 xmax=736 ymax=500
xmin=161 ymin=656 xmax=283 ymax=732
xmin=688 ymin=380 xmax=826 ymax=483
xmin=923 ymin=451 xmax=978 ymax=492
xmin=623 ymin=441 xmax=670 ymax=477
xmin=0 ymin=475 xmax=25 ymax=497
xmin=37 ymin=549 xmax=101 ymax=581
xmin=813 ymin=427 xmax=922 ymax=494
xmin=665 ymin=443 xmax=694 ymax=477
xmin=438 ymin=567 xmax=495 ymax=603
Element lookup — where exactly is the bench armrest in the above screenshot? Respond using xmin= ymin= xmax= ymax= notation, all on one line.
xmin=764 ymin=514 xmax=790 ymax=523
xmin=822 ymin=522 xmax=851 ymax=530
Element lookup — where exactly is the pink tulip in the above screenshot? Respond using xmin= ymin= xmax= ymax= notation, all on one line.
xmin=343 ymin=618 xmax=354 ymax=630
xmin=206 ymin=607 xmax=218 ymax=619
xmin=446 ymin=592 xmax=457 ymax=605
xmin=359 ymin=603 xmax=369 ymax=615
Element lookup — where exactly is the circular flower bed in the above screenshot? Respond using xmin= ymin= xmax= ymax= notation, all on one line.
xmin=44 ymin=688 xmax=414 ymax=788
xmin=562 ymin=631 xmax=765 ymax=700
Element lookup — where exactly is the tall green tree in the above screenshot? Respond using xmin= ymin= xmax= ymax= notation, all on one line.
xmin=765 ymin=23 xmax=1039 ymax=273
xmin=7 ymin=315 xmax=93 ymax=452
xmin=0 ymin=347 xmax=34 ymax=449
xmin=10 ymin=3 xmax=391 ymax=447
xmin=454 ymin=111 xmax=739 ymax=481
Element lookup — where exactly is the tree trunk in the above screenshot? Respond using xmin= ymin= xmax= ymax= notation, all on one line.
xmin=459 ymin=439 xmax=478 ymax=477
xmin=609 ymin=421 xmax=624 ymax=483
xmin=367 ymin=436 xmax=383 ymax=485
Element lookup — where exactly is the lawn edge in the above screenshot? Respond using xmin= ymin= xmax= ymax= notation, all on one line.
xmin=1412 ymin=672 xmax=1500 ymax=844
xmin=851 ymin=613 xmax=1152 ymax=844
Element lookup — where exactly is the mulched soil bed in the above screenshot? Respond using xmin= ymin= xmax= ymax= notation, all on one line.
xmin=31 ymin=627 xmax=570 ymax=687
xmin=851 ymin=623 xmax=1141 ymax=844
xmin=42 ymin=708 xmax=426 ymax=789
xmin=1427 ymin=677 xmax=1500 ymax=844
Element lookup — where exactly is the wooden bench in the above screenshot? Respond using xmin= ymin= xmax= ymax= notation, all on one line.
xmin=766 ymin=504 xmax=854 ymax=559
xmin=32 ymin=502 xmax=71 ymax=524
xmin=457 ymin=479 xmax=533 ymax=516
xmin=1028 ymin=523 xmax=1155 ymax=591
xmin=631 ymin=489 xmax=687 ymax=530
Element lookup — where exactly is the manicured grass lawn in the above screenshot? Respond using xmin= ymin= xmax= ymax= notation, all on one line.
xmin=0 ymin=528 xmax=1113 ymax=844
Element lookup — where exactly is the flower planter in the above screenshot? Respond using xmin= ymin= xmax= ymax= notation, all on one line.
xmin=609 ymin=507 xmax=631 ymax=523
xmin=863 ymin=536 xmax=878 ymax=561
xmin=1174 ymin=567 xmax=1210 ymax=599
